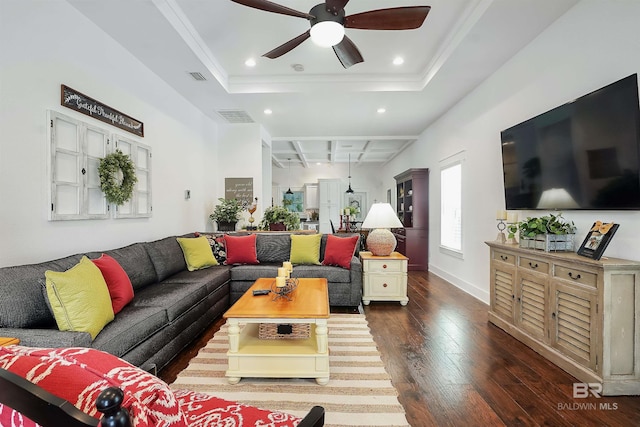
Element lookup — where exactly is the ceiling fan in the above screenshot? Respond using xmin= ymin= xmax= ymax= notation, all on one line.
xmin=230 ymin=0 xmax=430 ymax=68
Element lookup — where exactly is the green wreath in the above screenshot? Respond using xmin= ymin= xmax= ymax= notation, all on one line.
xmin=98 ymin=150 xmax=137 ymax=205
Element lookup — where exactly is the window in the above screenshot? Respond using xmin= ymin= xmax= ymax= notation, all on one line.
xmin=440 ymin=152 xmax=464 ymax=256
xmin=49 ymin=111 xmax=109 ymax=220
xmin=49 ymin=111 xmax=152 ymax=220
xmin=111 ymin=134 xmax=152 ymax=218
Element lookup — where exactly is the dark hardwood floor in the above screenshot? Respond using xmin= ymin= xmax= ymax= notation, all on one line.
xmin=160 ymin=272 xmax=640 ymax=426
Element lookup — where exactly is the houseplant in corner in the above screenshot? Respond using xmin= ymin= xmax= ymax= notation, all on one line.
xmin=209 ymin=198 xmax=244 ymax=231
xmin=258 ymin=206 xmax=300 ymax=231
xmin=516 ymin=212 xmax=576 ymax=252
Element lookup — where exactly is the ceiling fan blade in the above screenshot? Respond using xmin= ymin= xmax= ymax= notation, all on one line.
xmin=263 ymin=30 xmax=311 ymax=59
xmin=333 ymin=35 xmax=363 ymax=69
xmin=230 ymin=0 xmax=314 ymax=20
xmin=345 ymin=6 xmax=431 ymax=30
xmin=326 ymin=0 xmax=350 ymax=13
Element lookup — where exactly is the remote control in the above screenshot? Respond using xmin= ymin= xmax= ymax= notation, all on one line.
xmin=252 ymin=289 xmax=270 ymax=296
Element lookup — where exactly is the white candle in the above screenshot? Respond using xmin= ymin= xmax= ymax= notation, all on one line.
xmin=507 ymin=212 xmax=518 ymax=224
xmin=283 ymin=261 xmax=293 ymax=272
xmin=275 ymin=276 xmax=286 ymax=288
xmin=496 ymin=210 xmax=507 ymax=220
xmin=277 ymin=267 xmax=289 ymax=278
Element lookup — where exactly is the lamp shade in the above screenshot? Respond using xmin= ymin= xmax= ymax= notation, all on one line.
xmin=361 ymin=203 xmax=403 ymax=256
xmin=361 ymin=203 xmax=403 ymax=229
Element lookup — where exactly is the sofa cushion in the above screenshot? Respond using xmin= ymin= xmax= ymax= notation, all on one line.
xmin=256 ymin=233 xmax=291 ymax=262
xmin=144 ymin=236 xmax=188 ymax=281
xmin=131 ymin=282 xmax=209 ymax=322
xmin=230 ymin=264 xmax=281 ymax=282
xmin=176 ymin=236 xmax=218 ymax=271
xmin=92 ymin=254 xmax=134 ymax=314
xmin=224 ymin=234 xmax=259 ymax=265
xmin=103 ymin=243 xmax=158 ymax=291
xmin=44 ymin=256 xmax=115 ymax=340
xmin=292 ymin=264 xmax=352 ymax=283
xmin=162 ymin=266 xmax=231 ymax=294
xmin=91 ymin=305 xmax=168 ymax=358
xmin=322 ymin=234 xmax=359 ymax=269
xmin=0 ymin=254 xmax=83 ymax=328
xmin=290 ymin=233 xmax=322 ymax=265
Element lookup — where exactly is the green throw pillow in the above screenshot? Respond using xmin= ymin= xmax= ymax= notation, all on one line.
xmin=290 ymin=233 xmax=322 ymax=265
xmin=45 ymin=256 xmax=115 ymax=340
xmin=177 ymin=236 xmax=219 ymax=271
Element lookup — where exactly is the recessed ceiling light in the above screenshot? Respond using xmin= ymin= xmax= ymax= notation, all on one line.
xmin=245 ymin=58 xmax=256 ymax=67
xmin=393 ymin=57 xmax=404 ymax=65
xmin=264 ymin=109 xmax=273 ymax=115
xmin=316 ymin=162 xmax=321 ymax=166
xmin=377 ymin=108 xmax=386 ymax=114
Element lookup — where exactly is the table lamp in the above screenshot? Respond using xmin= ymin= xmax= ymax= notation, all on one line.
xmin=361 ymin=202 xmax=404 ymax=256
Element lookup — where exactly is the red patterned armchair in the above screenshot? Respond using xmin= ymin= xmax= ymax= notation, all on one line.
xmin=0 ymin=346 xmax=324 ymax=427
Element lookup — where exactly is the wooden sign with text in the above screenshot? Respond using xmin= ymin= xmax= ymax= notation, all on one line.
xmin=61 ymin=85 xmax=144 ymax=137
xmin=225 ymin=178 xmax=253 ymax=208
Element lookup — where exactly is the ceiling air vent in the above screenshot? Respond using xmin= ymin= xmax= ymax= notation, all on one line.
xmin=188 ymin=72 xmax=207 ymax=81
xmin=216 ymin=109 xmax=255 ymax=124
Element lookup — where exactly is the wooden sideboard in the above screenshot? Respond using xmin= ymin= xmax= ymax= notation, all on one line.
xmin=486 ymin=241 xmax=640 ymax=395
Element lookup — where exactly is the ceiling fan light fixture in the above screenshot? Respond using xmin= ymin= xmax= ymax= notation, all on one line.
xmin=310 ymin=21 xmax=344 ymax=48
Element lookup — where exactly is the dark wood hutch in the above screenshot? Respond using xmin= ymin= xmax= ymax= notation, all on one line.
xmin=393 ymin=168 xmax=429 ymax=271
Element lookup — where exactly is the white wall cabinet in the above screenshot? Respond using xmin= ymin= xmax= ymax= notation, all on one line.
xmin=304 ymin=183 xmax=318 ymax=210
xmin=318 ymin=179 xmax=341 ymax=234
xmin=487 ymin=241 xmax=640 ymax=395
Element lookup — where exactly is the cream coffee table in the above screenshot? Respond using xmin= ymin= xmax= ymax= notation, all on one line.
xmin=223 ymin=277 xmax=330 ymax=385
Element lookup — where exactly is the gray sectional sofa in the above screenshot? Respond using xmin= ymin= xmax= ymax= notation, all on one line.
xmin=0 ymin=232 xmax=362 ymax=371
xmin=227 ymin=232 xmax=363 ymax=306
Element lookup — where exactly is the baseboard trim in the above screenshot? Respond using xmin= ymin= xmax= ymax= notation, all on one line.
xmin=429 ymin=265 xmax=489 ymax=304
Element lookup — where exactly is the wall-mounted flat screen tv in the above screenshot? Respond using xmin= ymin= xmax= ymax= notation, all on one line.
xmin=500 ymin=74 xmax=640 ymax=210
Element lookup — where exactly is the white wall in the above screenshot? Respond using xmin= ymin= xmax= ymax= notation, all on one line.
xmin=383 ymin=0 xmax=640 ymax=303
xmin=213 ymin=124 xmax=270 ymax=230
xmin=0 ymin=1 xmax=219 ymax=267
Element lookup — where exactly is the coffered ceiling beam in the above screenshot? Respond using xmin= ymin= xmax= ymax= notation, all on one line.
xmin=329 ymin=140 xmax=337 ymax=165
xmin=292 ymin=141 xmax=308 ymax=168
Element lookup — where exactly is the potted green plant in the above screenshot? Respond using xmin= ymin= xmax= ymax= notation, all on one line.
xmin=515 ymin=213 xmax=576 ymax=252
xmin=258 ymin=206 xmax=300 ymax=231
xmin=209 ymin=198 xmax=244 ymax=231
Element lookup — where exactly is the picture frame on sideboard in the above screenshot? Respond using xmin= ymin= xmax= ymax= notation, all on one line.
xmin=576 ymin=221 xmax=619 ymax=260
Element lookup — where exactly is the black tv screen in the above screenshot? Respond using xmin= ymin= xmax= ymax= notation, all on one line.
xmin=500 ymin=74 xmax=640 ymax=210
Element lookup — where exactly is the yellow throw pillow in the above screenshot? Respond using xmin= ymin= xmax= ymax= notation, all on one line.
xmin=290 ymin=233 xmax=323 ymax=265
xmin=177 ymin=236 xmax=219 ymax=271
xmin=45 ymin=256 xmax=115 ymax=340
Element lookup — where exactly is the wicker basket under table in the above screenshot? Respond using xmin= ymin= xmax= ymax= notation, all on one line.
xmin=258 ymin=323 xmax=311 ymax=339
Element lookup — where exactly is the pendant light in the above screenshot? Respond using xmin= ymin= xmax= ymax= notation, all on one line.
xmin=345 ymin=153 xmax=354 ymax=194
xmin=285 ymin=158 xmax=293 ymax=194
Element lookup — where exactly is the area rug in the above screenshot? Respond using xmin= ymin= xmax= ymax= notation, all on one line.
xmin=171 ymin=314 xmax=409 ymax=427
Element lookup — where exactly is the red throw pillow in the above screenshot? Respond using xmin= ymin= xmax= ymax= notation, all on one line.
xmin=322 ymin=234 xmax=359 ymax=269
xmin=224 ymin=234 xmax=259 ymax=265
xmin=92 ymin=254 xmax=134 ymax=314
